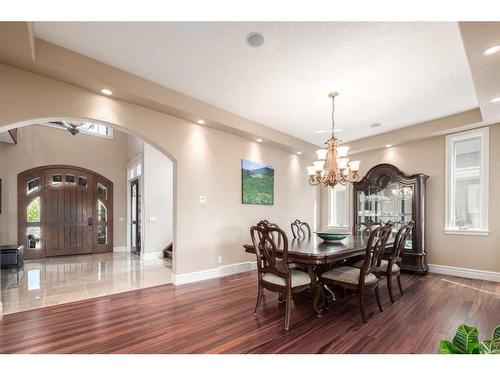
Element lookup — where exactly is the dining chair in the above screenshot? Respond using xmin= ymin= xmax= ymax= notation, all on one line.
xmin=378 ymin=220 xmax=414 ymax=303
xmin=250 ymin=222 xmax=317 ymax=330
xmin=317 ymin=224 xmax=393 ymax=323
xmin=291 ymin=219 xmax=311 ymax=239
xmin=361 ymin=220 xmax=382 ymax=237
xmin=256 ymin=219 xmax=281 ymax=247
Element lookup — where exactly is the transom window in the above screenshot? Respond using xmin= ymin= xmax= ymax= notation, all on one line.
xmin=45 ymin=121 xmax=113 ymax=139
xmin=445 ymin=127 xmax=489 ymax=235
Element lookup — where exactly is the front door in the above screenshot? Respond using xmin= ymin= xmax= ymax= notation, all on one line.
xmin=18 ymin=165 xmax=114 ymax=259
xmin=44 ymin=167 xmax=94 ymax=256
xmin=130 ymin=178 xmax=141 ymax=254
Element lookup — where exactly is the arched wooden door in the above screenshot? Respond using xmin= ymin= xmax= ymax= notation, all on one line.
xmin=18 ymin=165 xmax=113 ymax=259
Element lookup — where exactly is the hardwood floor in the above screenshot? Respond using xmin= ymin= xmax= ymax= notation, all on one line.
xmin=0 ymin=271 xmax=498 ymax=353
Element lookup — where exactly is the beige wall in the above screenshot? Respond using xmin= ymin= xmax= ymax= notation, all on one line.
xmin=0 ymin=63 xmax=318 ymax=275
xmin=0 ymin=124 xmax=135 ymax=247
xmin=321 ymin=124 xmax=500 ymax=273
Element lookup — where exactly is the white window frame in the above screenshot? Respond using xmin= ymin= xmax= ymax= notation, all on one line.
xmin=327 ymin=183 xmax=351 ymax=230
xmin=445 ymin=127 xmax=489 ymax=236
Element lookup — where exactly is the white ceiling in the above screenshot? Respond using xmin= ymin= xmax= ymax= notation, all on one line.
xmin=34 ymin=22 xmax=478 ymax=145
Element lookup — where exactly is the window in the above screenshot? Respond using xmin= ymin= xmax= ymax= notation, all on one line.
xmin=45 ymin=121 xmax=113 ymax=139
xmin=52 ymin=174 xmax=63 ymax=185
xmin=77 ymin=123 xmax=113 ymax=138
xmin=78 ymin=176 xmax=88 ymax=188
xmin=445 ymin=127 xmax=489 ymax=235
xmin=97 ymin=200 xmax=107 ymax=222
xmin=27 ymin=197 xmax=41 ymax=222
xmin=97 ymin=183 xmax=108 ymax=199
xmin=328 ymin=184 xmax=349 ymax=229
xmin=26 ymin=178 xmax=40 ymax=195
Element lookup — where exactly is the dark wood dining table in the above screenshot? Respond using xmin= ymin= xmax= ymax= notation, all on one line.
xmin=244 ymin=234 xmax=394 ymax=266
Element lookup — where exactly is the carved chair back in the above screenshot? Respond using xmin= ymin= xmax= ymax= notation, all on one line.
xmin=361 ymin=220 xmax=383 ymax=237
xmin=255 ymin=220 xmax=282 ymax=248
xmin=250 ymin=223 xmax=289 ymax=279
xmin=291 ymin=219 xmax=311 ymax=239
xmin=391 ymin=220 xmax=414 ymax=263
xmin=359 ymin=224 xmax=393 ymax=279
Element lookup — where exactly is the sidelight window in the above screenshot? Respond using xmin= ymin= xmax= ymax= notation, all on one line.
xmin=97 ymin=183 xmax=108 ymax=199
xmin=97 ymin=226 xmax=107 ymax=245
xmin=97 ymin=200 xmax=107 ymax=222
xmin=27 ymin=197 xmax=41 ymax=223
xmin=26 ymin=178 xmax=40 ymax=195
xmin=26 ymin=227 xmax=41 ymax=249
xmin=445 ymin=127 xmax=489 ymax=235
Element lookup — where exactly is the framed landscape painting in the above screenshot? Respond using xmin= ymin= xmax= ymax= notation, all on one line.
xmin=241 ymin=159 xmax=274 ymax=205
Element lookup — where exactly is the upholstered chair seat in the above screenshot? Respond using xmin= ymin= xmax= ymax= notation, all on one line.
xmin=262 ymin=270 xmax=312 ymax=288
xmin=321 ymin=266 xmax=378 ymax=285
xmin=353 ymin=259 xmax=400 ymax=273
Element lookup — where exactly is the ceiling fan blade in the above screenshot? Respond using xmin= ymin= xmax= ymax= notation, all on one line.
xmin=48 ymin=121 xmax=69 ymax=128
xmin=48 ymin=121 xmax=80 ymax=136
xmin=67 ymin=126 xmax=80 ymax=136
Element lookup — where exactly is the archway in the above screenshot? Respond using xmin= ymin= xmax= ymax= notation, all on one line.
xmin=1 ymin=117 xmax=177 ymax=315
xmin=0 ymin=117 xmax=177 ymax=270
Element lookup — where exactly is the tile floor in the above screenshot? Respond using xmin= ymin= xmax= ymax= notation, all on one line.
xmin=0 ymin=252 xmax=172 ymax=315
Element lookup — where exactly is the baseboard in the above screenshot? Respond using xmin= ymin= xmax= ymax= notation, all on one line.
xmin=429 ymin=264 xmax=500 ymax=282
xmin=141 ymin=251 xmax=163 ymax=260
xmin=113 ymin=246 xmax=127 ymax=252
xmin=172 ymin=261 xmax=257 ymax=285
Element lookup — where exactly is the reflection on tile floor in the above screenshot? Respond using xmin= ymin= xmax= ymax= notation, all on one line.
xmin=1 ymin=252 xmax=172 ymax=315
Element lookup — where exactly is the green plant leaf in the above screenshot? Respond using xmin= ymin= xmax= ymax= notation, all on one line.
xmin=480 ymin=340 xmax=494 ymax=354
xmin=439 ymin=340 xmax=456 ymax=354
xmin=452 ymin=324 xmax=479 ymax=354
xmin=492 ymin=325 xmax=500 ymax=343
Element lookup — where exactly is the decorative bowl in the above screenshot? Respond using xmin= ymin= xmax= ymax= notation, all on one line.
xmin=314 ymin=231 xmax=350 ymax=242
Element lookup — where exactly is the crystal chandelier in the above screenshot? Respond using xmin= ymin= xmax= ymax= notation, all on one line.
xmin=307 ymin=92 xmax=361 ymax=187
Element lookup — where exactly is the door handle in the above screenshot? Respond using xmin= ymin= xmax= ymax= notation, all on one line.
xmin=88 ymin=217 xmax=93 ymax=226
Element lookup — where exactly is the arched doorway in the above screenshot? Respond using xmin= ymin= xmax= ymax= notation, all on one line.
xmin=18 ymin=165 xmax=114 ymax=259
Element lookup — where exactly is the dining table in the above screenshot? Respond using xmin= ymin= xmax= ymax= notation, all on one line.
xmin=243 ymin=234 xmax=394 ymax=266
xmin=243 ymin=234 xmax=394 ymax=314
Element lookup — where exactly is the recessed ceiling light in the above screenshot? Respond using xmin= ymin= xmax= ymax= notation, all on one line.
xmin=483 ymin=44 xmax=500 ymax=56
xmin=296 ymin=151 xmax=302 ymax=155
xmin=256 ymin=138 xmax=263 ymax=143
xmin=100 ymin=88 xmax=113 ymax=96
xmin=246 ymin=32 xmax=265 ymax=48
xmin=197 ymin=119 xmax=205 ymax=124
xmin=386 ymin=144 xmax=392 ymax=148
xmin=370 ymin=123 xmax=381 ymax=128
xmin=314 ymin=129 xmax=343 ymax=134
xmin=491 ymin=97 xmax=500 ymax=103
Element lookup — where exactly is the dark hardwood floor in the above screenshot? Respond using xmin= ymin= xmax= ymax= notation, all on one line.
xmin=0 ymin=271 xmax=499 ymax=353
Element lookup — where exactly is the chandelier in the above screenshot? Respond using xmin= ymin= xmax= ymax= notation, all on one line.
xmin=307 ymin=92 xmax=361 ymax=187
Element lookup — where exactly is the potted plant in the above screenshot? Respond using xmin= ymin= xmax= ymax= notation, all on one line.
xmin=440 ymin=324 xmax=500 ymax=354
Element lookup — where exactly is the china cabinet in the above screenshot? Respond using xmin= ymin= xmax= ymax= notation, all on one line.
xmin=353 ymin=163 xmax=429 ymax=273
